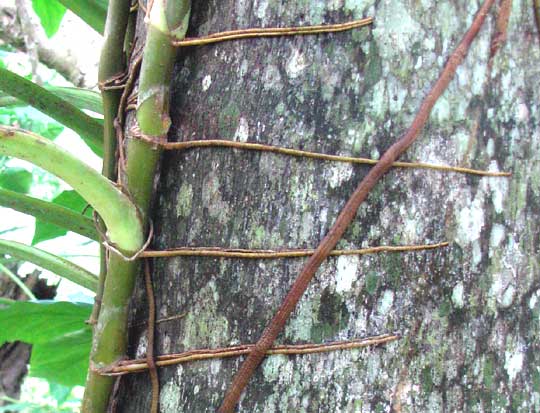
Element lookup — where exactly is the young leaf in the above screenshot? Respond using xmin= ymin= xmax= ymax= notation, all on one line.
xmin=0 ymin=167 xmax=32 ymax=193
xmin=31 ymin=0 xmax=67 ymax=38
xmin=0 ymin=68 xmax=103 ymax=157
xmin=56 ymin=0 xmax=108 ymax=34
xmin=0 ymin=300 xmax=92 ymax=387
xmin=32 ymin=190 xmax=93 ymax=245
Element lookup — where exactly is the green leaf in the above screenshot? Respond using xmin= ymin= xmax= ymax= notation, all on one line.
xmin=0 ymin=68 xmax=103 ymax=157
xmin=0 ymin=239 xmax=98 ymax=291
xmin=0 ymin=167 xmax=32 ymax=193
xmin=1 ymin=86 xmax=103 ymax=116
xmin=0 ymin=188 xmax=99 ymax=241
xmin=0 ymin=300 xmax=91 ymax=344
xmin=48 ymin=382 xmax=73 ymax=406
xmin=33 ymin=190 xmax=92 ymax=245
xmin=48 ymin=86 xmax=103 ymax=115
xmin=31 ymin=328 xmax=91 ymax=386
xmin=32 ymin=0 xmax=67 ymax=38
xmin=0 ymin=106 xmax=65 ymax=142
xmin=56 ymin=0 xmax=108 ymax=34
xmin=0 ymin=300 xmax=92 ymax=386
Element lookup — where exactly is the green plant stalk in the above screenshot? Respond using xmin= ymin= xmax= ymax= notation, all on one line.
xmin=98 ymin=0 xmax=130 ymax=182
xmin=1 ymin=86 xmax=103 ymax=114
xmin=82 ymin=1 xmax=191 ymax=411
xmin=0 ymin=126 xmax=143 ymax=253
xmin=0 ymin=239 xmax=97 ymax=292
xmin=0 ymin=188 xmax=99 ymax=241
xmin=82 ymin=254 xmax=137 ymax=410
xmin=128 ymin=0 xmax=190 ymax=218
xmin=90 ymin=0 xmax=131 ymax=327
xmin=135 ymin=0 xmax=190 ymax=137
xmin=0 ymin=262 xmax=36 ymax=300
xmin=123 ymin=6 xmax=137 ymax=64
xmin=0 ymin=86 xmax=103 ymax=114
xmin=0 ymin=68 xmax=104 ymax=156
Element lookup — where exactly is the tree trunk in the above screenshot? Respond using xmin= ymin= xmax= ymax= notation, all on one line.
xmin=117 ymin=1 xmax=540 ymax=411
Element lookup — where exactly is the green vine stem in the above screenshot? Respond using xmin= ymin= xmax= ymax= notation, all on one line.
xmin=82 ymin=1 xmax=191 ymax=411
xmin=0 ymin=239 xmax=98 ymax=292
xmin=98 ymin=0 xmax=130 ymax=182
xmin=83 ymin=255 xmax=138 ymax=412
xmin=0 ymin=126 xmax=143 ymax=253
xmin=90 ymin=0 xmax=131 ymax=328
xmin=0 ymin=188 xmax=99 ymax=241
xmin=126 ymin=0 xmax=190 ymax=220
xmin=0 ymin=68 xmax=104 ymax=156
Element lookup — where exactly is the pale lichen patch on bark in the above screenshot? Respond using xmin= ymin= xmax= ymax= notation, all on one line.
xmin=334 ymin=255 xmax=359 ymax=293
xmin=181 ymin=280 xmax=230 ymax=348
xmin=202 ymin=170 xmax=231 ymax=224
xmin=176 ymin=182 xmax=193 ymax=218
xmin=160 ymin=378 xmax=182 ymax=411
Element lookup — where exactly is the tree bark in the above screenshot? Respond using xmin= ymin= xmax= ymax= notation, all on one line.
xmin=118 ymin=0 xmax=540 ymax=411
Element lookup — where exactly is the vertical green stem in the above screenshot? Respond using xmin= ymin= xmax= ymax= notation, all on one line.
xmin=99 ymin=0 xmax=130 ymax=182
xmin=82 ymin=1 xmax=191 ymax=411
xmin=126 ymin=0 xmax=191 ymax=222
xmin=89 ymin=0 xmax=131 ymax=330
xmin=82 ymin=0 xmax=131 ymax=411
xmin=83 ymin=255 xmax=138 ymax=411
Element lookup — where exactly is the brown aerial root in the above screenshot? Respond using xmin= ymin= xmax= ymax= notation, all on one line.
xmin=144 ymin=260 xmax=159 ymax=413
xmin=140 ymin=241 xmax=450 ymax=259
xmin=171 ymin=18 xmax=373 ymax=47
xmin=157 ymin=139 xmax=511 ymax=177
xmin=98 ymin=333 xmax=399 ymax=376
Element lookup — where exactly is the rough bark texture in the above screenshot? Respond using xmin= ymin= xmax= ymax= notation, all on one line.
xmin=118 ymin=0 xmax=540 ymax=412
